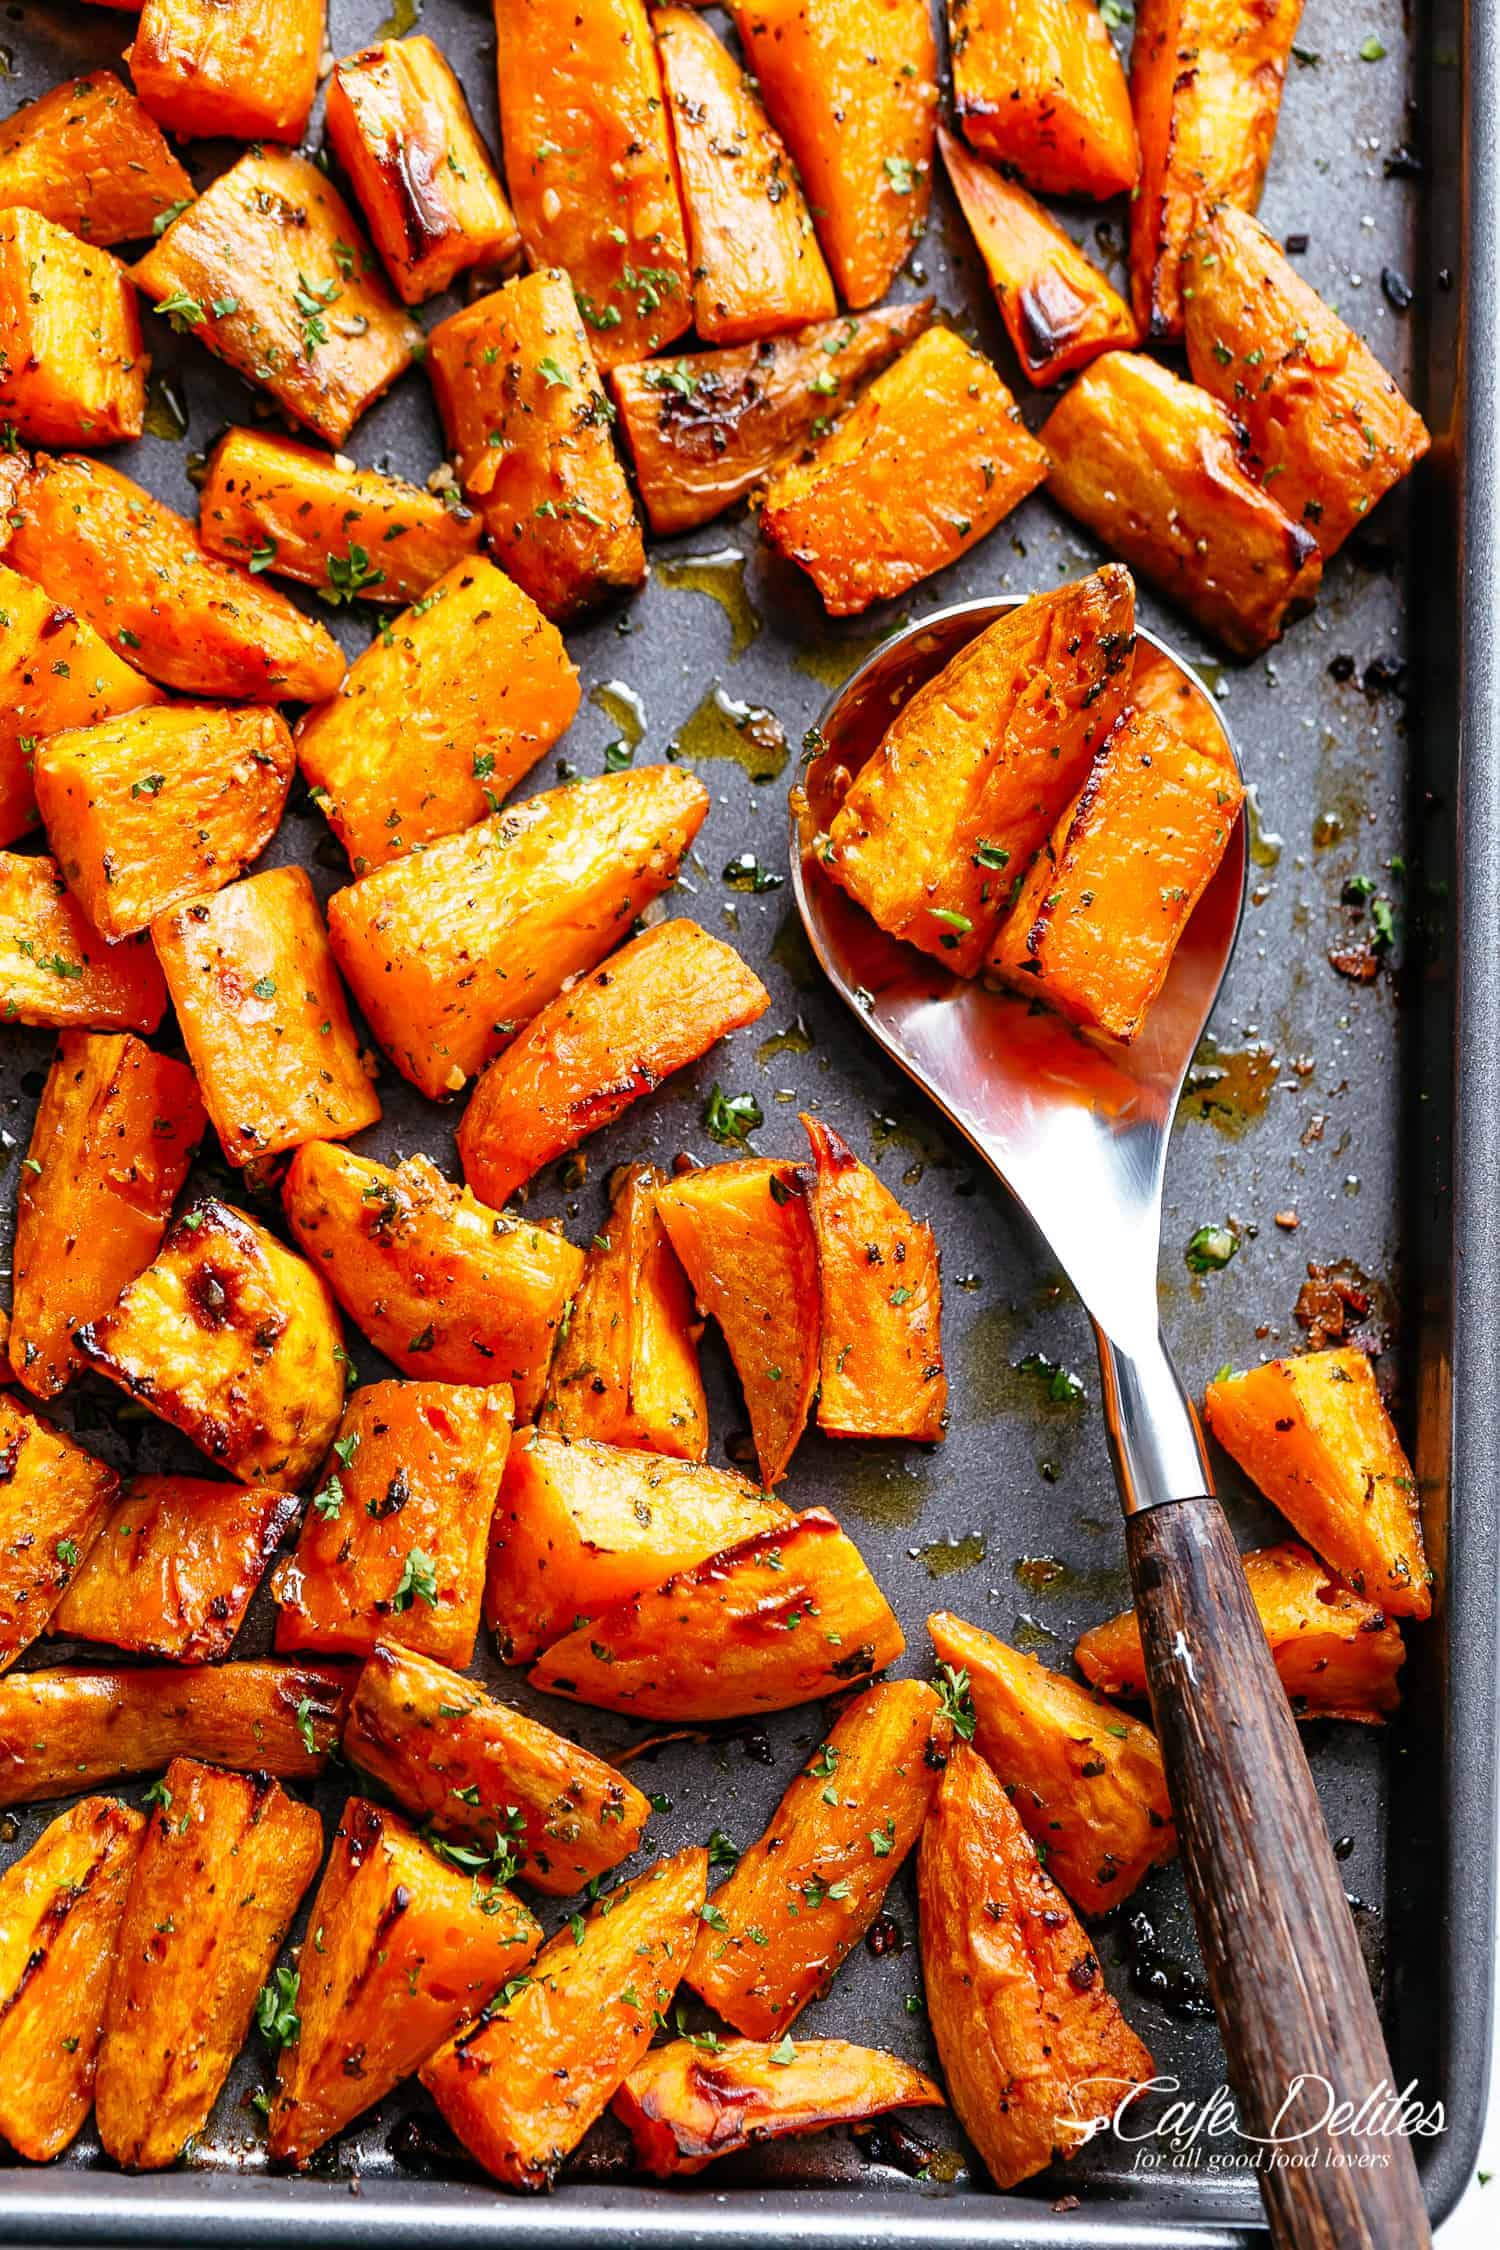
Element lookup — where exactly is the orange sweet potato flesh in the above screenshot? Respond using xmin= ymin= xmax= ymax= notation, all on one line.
xmin=1204 ymin=1349 xmax=1430 ymax=1619
xmin=617 ymin=2036 xmax=943 ymax=2176
xmin=919 ymin=1742 xmax=1155 ymax=2189
xmin=540 ymin=1163 xmax=708 ymax=1460
xmin=939 ymin=127 xmax=1136 ymax=386
xmin=485 ymin=1431 xmax=790 ymax=1664
xmin=0 ymin=1400 xmax=119 ymax=1672
xmin=761 ymin=327 xmax=1048 ymax=616
xmin=0 ymin=850 xmax=165 ymax=1032
xmin=9 ymin=1031 xmax=205 ymax=1400
xmin=269 ymin=1796 xmax=542 ymax=2166
xmin=458 ymin=921 xmax=770 ymax=1208
xmin=950 ymin=0 xmax=1138 ymax=199
xmin=343 ymin=1641 xmax=652 ymax=1896
xmin=0 ymin=211 xmax=146 ymax=446
xmin=127 ymin=0 xmax=325 ymax=145
xmin=0 ymin=1797 xmax=145 ymax=2161
xmin=730 ymin=0 xmax=937 ymax=310
xmin=421 ymin=1845 xmax=708 ymax=2188
xmin=685 ymin=1680 xmax=948 ymax=2036
xmin=1075 ymin=1540 xmax=1405 ymax=1723
xmin=0 ymin=70 xmax=191 ymax=247
xmin=655 ymin=1159 xmax=820 ymax=1487
xmin=1129 ymin=639 xmax=1238 ymax=771
xmin=530 ymin=1508 xmax=904 ymax=1720
xmin=1183 ymin=202 xmax=1430 ymax=558
xmin=1043 ymin=352 xmax=1323 ymax=657
xmin=51 ymin=1476 xmax=298 ymax=1664
xmin=0 ymin=1660 xmax=351 ymax=1809
xmin=296 ymin=558 xmax=580 ymax=872
xmin=282 ymin=1143 xmax=583 ymax=1417
xmin=37 ymin=703 xmax=295 ymax=941
xmin=327 ymin=766 xmax=709 ymax=1099
xmin=6 ymin=452 xmax=345 ymax=701
xmin=95 ymin=1758 xmax=323 ymax=2171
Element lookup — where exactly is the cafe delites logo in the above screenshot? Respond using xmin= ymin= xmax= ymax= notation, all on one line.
xmin=1056 ymin=2074 xmax=1447 ymax=2176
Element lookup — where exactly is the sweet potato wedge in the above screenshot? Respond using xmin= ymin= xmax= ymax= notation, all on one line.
xmin=272 ymin=1379 xmax=514 ymax=1668
xmin=133 ymin=152 xmax=421 ymax=447
xmin=530 ymin=1508 xmax=904 ymax=1720
xmin=126 ymin=0 xmax=325 ymax=145
xmin=325 ymin=35 xmax=520 ymax=305
xmin=949 ymin=0 xmax=1137 ymax=199
xmin=0 ymin=851 xmax=165 ymax=1032
xmin=458 ymin=922 xmax=771 ymax=1209
xmin=51 ymin=1476 xmax=297 ymax=1665
xmin=427 ymin=271 xmax=646 ymax=621
xmin=269 ymin=1796 xmax=542 ymax=2167
xmin=0 ymin=1400 xmax=119 ymax=1673
xmin=1043 ymin=352 xmax=1323 ymax=656
xmin=75 ymin=1197 xmax=346 ymax=1487
xmin=615 ymin=2035 xmax=944 ymax=2176
xmin=1183 ymin=202 xmax=1430 ymax=557
xmin=0 ymin=210 xmax=146 ymax=446
xmin=540 ymin=1163 xmax=708 ymax=1460
xmin=685 ymin=1679 xmax=948 ymax=2036
xmin=95 ymin=1757 xmax=323 ymax=2171
xmin=327 ymin=766 xmax=709 ymax=1099
xmin=490 ymin=0 xmax=691 ymax=369
xmin=485 ymin=1431 xmax=790 ymax=1665
xmin=36 ymin=703 xmax=294 ymax=940
xmin=0 ymin=1797 xmax=145 ymax=2162
xmin=760 ymin=326 xmax=1047 ymax=616
xmin=1204 ymin=1349 xmax=1430 ymax=1619
xmin=344 ymin=1641 xmax=652 ymax=1897
xmin=296 ymin=558 xmax=580 ymax=872
xmin=9 ymin=1031 xmax=205 ymax=1399
xmin=0 ymin=70 xmax=191 ymax=247
xmin=421 ymin=1845 xmax=708 ymax=2189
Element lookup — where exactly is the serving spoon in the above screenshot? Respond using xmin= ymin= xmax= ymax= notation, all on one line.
xmin=789 ymin=596 xmax=1430 ymax=2250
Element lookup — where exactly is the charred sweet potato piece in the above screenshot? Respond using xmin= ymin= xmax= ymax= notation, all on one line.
xmin=133 ymin=152 xmax=421 ymax=446
xmin=75 ymin=1197 xmax=346 ymax=1487
xmin=0 ymin=851 xmax=165 ymax=1032
xmin=458 ymin=922 xmax=770 ymax=1208
xmin=0 ymin=71 xmax=191 ymax=247
xmin=36 ymin=704 xmax=294 ymax=940
xmin=344 ymin=1641 xmax=652 ymax=1896
xmin=530 ymin=1509 xmax=904 ymax=1720
xmin=0 ymin=211 xmax=146 ymax=446
xmin=655 ymin=1159 xmax=819 ymax=1487
xmin=51 ymin=1476 xmax=297 ymax=1664
xmin=427 ymin=271 xmax=645 ymax=621
xmin=273 ymin=1380 xmax=514 ymax=1668
xmin=95 ymin=1757 xmax=323 ymax=2171
xmin=0 ymin=1796 xmax=144 ymax=2161
xmin=1204 ymin=1349 xmax=1430 ymax=1619
xmin=1183 ymin=203 xmax=1430 ymax=557
xmin=269 ymin=1796 xmax=541 ymax=2167
xmin=327 ymin=766 xmax=709 ymax=1099
xmin=685 ymin=1680 xmax=948 ymax=2036
xmin=296 ymin=558 xmax=580 ymax=872
xmin=126 ymin=0 xmax=325 ymax=145
xmin=421 ymin=1846 xmax=708 ymax=2188
xmin=1043 ymin=352 xmax=1323 ymax=656
xmin=486 ymin=1431 xmax=790 ymax=1665
xmin=760 ymin=327 xmax=1047 ymax=616
xmin=6 ymin=452 xmax=345 ymax=701
xmin=0 ymin=1400 xmax=119 ymax=1673
xmin=0 ymin=1660 xmax=350 ymax=1808
xmin=949 ymin=0 xmax=1137 ymax=199
xmin=9 ymin=1031 xmax=204 ymax=1399
xmin=616 ymin=2036 xmax=944 ymax=2176
xmin=490 ymin=0 xmax=690 ymax=368
xmin=540 ymin=1164 xmax=707 ymax=1460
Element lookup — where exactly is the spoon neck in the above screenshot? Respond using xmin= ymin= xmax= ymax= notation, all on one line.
xmin=1094 ymin=1324 xmax=1215 ymax=1514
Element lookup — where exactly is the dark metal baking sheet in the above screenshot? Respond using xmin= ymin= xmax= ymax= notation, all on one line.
xmin=1 ymin=0 xmax=1494 ymax=2240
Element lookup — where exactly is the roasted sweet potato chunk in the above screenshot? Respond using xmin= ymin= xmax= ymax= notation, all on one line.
xmin=126 ymin=0 xmax=325 ymax=145
xmin=0 ymin=1401 xmax=119 ymax=1673
xmin=95 ymin=1757 xmax=323 ymax=2171
xmin=51 ymin=1476 xmax=297 ymax=1664
xmin=616 ymin=2035 xmax=944 ymax=2176
xmin=685 ymin=1680 xmax=948 ymax=2036
xmin=269 ymin=1796 xmax=542 ymax=2167
xmin=761 ymin=327 xmax=1047 ymax=616
xmin=1044 ymin=352 xmax=1323 ymax=656
xmin=344 ymin=1641 xmax=652 ymax=1897
xmin=36 ymin=703 xmax=294 ymax=940
xmin=949 ymin=0 xmax=1137 ymax=199
xmin=9 ymin=1031 xmax=204 ymax=1399
xmin=0 ymin=70 xmax=191 ymax=247
xmin=1204 ymin=1349 xmax=1430 ymax=1619
xmin=0 ymin=851 xmax=165 ymax=1032
xmin=296 ymin=558 xmax=580 ymax=872
xmin=919 ymin=1742 xmax=1155 ymax=2189
xmin=530 ymin=1509 xmax=904 ymax=1720
xmin=0 ymin=211 xmax=146 ymax=445
xmin=0 ymin=1797 xmax=144 ymax=2161
xmin=76 ymin=1197 xmax=346 ymax=1487
xmin=1129 ymin=638 xmax=1238 ymax=770
xmin=421 ymin=1845 xmax=708 ymax=2189
xmin=133 ymin=152 xmax=421 ymax=446
xmin=327 ymin=766 xmax=709 ymax=1099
